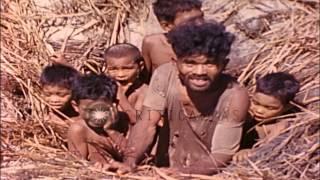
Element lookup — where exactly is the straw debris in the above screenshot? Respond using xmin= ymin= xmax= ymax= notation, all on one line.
xmin=1 ymin=0 xmax=319 ymax=179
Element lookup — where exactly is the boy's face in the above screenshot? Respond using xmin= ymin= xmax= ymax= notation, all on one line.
xmin=174 ymin=8 xmax=204 ymax=27
xmin=75 ymin=99 xmax=117 ymax=129
xmin=177 ymin=54 xmax=223 ymax=91
xmin=249 ymin=92 xmax=285 ymax=121
xmin=160 ymin=8 xmax=204 ymax=31
xmin=106 ymin=55 xmax=140 ymax=86
xmin=42 ymin=85 xmax=72 ymax=110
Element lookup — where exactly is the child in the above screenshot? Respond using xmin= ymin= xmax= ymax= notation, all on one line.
xmin=40 ymin=63 xmax=80 ymax=127
xmin=67 ymin=74 xmax=127 ymax=166
xmin=142 ymin=0 xmax=204 ymax=74
xmin=233 ymin=72 xmax=300 ymax=162
xmin=104 ymin=43 xmax=148 ymax=125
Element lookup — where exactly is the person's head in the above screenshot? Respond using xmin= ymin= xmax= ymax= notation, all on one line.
xmin=104 ymin=43 xmax=144 ymax=86
xmin=250 ymin=72 xmax=300 ymax=121
xmin=167 ymin=21 xmax=234 ymax=92
xmin=40 ymin=63 xmax=79 ymax=110
xmin=72 ymin=74 xmax=118 ymax=129
xmin=153 ymin=0 xmax=204 ymax=31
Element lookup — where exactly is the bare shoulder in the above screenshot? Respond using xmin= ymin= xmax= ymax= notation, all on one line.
xmin=143 ymin=33 xmax=167 ymax=48
xmin=68 ymin=120 xmax=87 ymax=134
xmin=225 ymin=82 xmax=249 ymax=102
xmin=143 ymin=33 xmax=166 ymax=44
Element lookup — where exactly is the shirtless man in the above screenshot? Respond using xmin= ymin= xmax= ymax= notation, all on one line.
xmin=120 ymin=21 xmax=249 ymax=175
xmin=142 ymin=0 xmax=204 ymax=74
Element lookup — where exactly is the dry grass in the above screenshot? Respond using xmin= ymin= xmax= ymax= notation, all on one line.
xmin=1 ymin=0 xmax=319 ymax=179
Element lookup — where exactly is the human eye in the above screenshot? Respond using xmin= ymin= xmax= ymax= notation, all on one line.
xmin=251 ymin=99 xmax=259 ymax=106
xmin=183 ymin=61 xmax=194 ymax=67
xmin=107 ymin=67 xmax=117 ymax=71
xmin=124 ymin=66 xmax=135 ymax=70
xmin=266 ymin=106 xmax=278 ymax=110
xmin=43 ymin=91 xmax=51 ymax=96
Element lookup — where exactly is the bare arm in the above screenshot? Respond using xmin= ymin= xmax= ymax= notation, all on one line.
xmin=118 ymin=93 xmax=138 ymax=124
xmin=67 ymin=123 xmax=88 ymax=159
xmin=124 ymin=107 xmax=161 ymax=167
xmin=141 ymin=37 xmax=152 ymax=74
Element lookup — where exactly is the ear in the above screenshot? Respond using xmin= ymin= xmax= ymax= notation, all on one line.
xmin=71 ymin=100 xmax=79 ymax=112
xmin=171 ymin=56 xmax=178 ymax=65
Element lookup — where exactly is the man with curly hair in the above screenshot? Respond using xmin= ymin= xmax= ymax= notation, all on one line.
xmin=119 ymin=21 xmax=250 ymax=175
xmin=142 ymin=0 xmax=204 ymax=75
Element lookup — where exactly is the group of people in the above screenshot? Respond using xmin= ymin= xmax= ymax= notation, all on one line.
xmin=39 ymin=0 xmax=300 ymax=175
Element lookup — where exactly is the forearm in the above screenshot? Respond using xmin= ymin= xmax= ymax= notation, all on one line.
xmin=118 ymin=96 xmax=138 ymax=124
xmin=124 ymin=111 xmax=159 ymax=166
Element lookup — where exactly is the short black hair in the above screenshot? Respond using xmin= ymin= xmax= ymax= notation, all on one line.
xmin=40 ymin=63 xmax=79 ymax=89
xmin=256 ymin=72 xmax=300 ymax=104
xmin=167 ymin=21 xmax=235 ymax=64
xmin=72 ymin=74 xmax=117 ymax=103
xmin=153 ymin=0 xmax=202 ymax=23
xmin=104 ymin=43 xmax=143 ymax=64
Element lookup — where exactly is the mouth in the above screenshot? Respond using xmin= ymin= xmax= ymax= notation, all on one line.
xmin=117 ymin=79 xmax=130 ymax=84
xmin=49 ymin=103 xmax=63 ymax=109
xmin=189 ymin=78 xmax=209 ymax=87
xmin=251 ymin=113 xmax=266 ymax=121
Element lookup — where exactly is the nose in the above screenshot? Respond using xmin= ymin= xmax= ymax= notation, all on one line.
xmin=194 ymin=65 xmax=206 ymax=75
xmin=255 ymin=106 xmax=265 ymax=114
xmin=116 ymin=70 xmax=126 ymax=77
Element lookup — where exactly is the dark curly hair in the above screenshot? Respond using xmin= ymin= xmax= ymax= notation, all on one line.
xmin=153 ymin=0 xmax=202 ymax=23
xmin=72 ymin=74 xmax=117 ymax=103
xmin=167 ymin=21 xmax=235 ymax=64
xmin=256 ymin=72 xmax=300 ymax=104
xmin=104 ymin=43 xmax=143 ymax=64
xmin=40 ymin=63 xmax=79 ymax=89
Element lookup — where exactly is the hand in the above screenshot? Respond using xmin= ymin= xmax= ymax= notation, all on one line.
xmin=232 ymin=149 xmax=252 ymax=162
xmin=50 ymin=52 xmax=65 ymax=63
xmin=113 ymin=162 xmax=135 ymax=175
xmin=106 ymin=130 xmax=127 ymax=154
xmin=116 ymin=82 xmax=133 ymax=100
xmin=93 ymin=162 xmax=110 ymax=171
xmin=159 ymin=167 xmax=180 ymax=176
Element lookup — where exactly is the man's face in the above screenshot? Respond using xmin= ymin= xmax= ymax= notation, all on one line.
xmin=42 ymin=85 xmax=72 ymax=110
xmin=249 ymin=92 xmax=285 ymax=121
xmin=177 ymin=54 xmax=223 ymax=91
xmin=106 ymin=55 xmax=140 ymax=86
xmin=174 ymin=8 xmax=204 ymax=27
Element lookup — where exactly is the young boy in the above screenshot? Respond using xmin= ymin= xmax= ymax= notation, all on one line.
xmin=142 ymin=0 xmax=204 ymax=74
xmin=233 ymin=72 xmax=300 ymax=162
xmin=40 ymin=63 xmax=80 ymax=127
xmin=67 ymin=74 xmax=127 ymax=165
xmin=104 ymin=43 xmax=148 ymax=125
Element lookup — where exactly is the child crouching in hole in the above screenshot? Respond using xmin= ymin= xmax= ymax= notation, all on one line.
xmin=67 ymin=74 xmax=128 ymax=169
xmin=104 ymin=43 xmax=149 ymax=126
xmin=40 ymin=63 xmax=80 ymax=127
xmin=233 ymin=72 xmax=300 ymax=162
